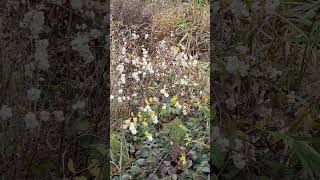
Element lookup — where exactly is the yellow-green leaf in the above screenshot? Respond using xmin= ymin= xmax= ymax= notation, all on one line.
xmin=75 ymin=176 xmax=87 ymax=180
xmin=89 ymin=159 xmax=100 ymax=177
xmin=89 ymin=165 xmax=100 ymax=177
xmin=67 ymin=159 xmax=75 ymax=173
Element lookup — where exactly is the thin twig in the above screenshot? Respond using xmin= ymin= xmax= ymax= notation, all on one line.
xmin=148 ymin=152 xmax=170 ymax=179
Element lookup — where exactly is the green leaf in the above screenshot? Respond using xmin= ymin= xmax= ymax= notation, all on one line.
xmin=212 ymin=174 xmax=219 ymax=180
xmin=175 ymin=18 xmax=187 ymax=27
xmin=77 ymin=119 xmax=90 ymax=130
xmin=212 ymin=146 xmax=225 ymax=168
xmin=293 ymin=140 xmax=320 ymax=178
xmin=199 ymin=105 xmax=210 ymax=119
xmin=275 ymin=93 xmax=286 ymax=106
xmin=92 ymin=144 xmax=107 ymax=155
xmin=224 ymin=120 xmax=237 ymax=137
xmin=271 ymin=132 xmax=291 ymax=143
xmin=33 ymin=160 xmax=55 ymax=177
xmin=78 ymin=135 xmax=97 ymax=147
xmin=255 ymin=121 xmax=263 ymax=129
xmin=291 ymin=36 xmax=320 ymax=44
xmin=89 ymin=159 xmax=100 ymax=177
xmin=31 ymin=163 xmax=42 ymax=177
xmin=270 ymin=132 xmax=320 ymax=178
xmin=67 ymin=159 xmax=75 ymax=174
xmin=100 ymin=164 xmax=108 ymax=178
xmin=161 ymin=118 xmax=187 ymax=143
xmin=291 ymin=136 xmax=320 ymax=144
xmin=288 ymin=107 xmax=308 ymax=134
xmin=89 ymin=165 xmax=100 ymax=177
xmin=74 ymin=176 xmax=87 ymax=180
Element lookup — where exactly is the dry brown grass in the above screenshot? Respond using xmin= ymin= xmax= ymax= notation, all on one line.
xmin=151 ymin=1 xmax=209 ymax=59
xmin=110 ymin=0 xmax=153 ymax=25
xmin=110 ymin=0 xmax=210 ymax=123
xmin=111 ymin=0 xmax=209 ymax=59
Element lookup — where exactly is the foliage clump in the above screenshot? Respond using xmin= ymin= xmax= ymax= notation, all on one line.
xmin=110 ymin=0 xmax=210 ymax=179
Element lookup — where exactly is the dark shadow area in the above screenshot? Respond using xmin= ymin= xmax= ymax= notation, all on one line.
xmin=211 ymin=0 xmax=320 ymax=179
xmin=0 ymin=0 xmax=109 ymax=179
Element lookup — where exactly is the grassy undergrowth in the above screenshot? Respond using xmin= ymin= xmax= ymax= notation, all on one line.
xmin=110 ymin=0 xmax=210 ymax=179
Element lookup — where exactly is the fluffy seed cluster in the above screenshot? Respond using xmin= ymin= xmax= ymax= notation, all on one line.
xmin=71 ymin=33 xmax=94 ymax=64
xmin=19 ymin=10 xmax=45 ymax=37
